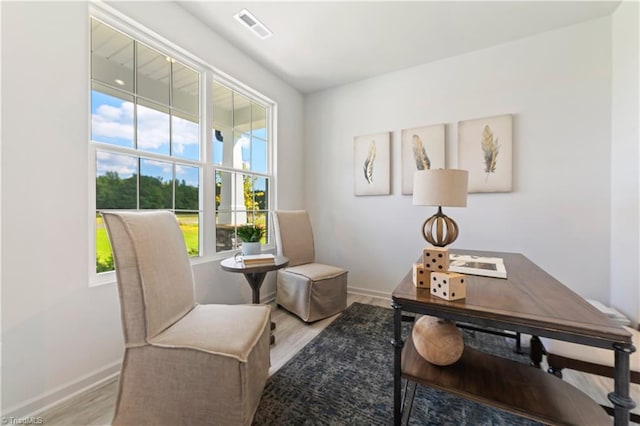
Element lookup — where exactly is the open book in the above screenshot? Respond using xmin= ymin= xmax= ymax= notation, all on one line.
xmin=449 ymin=253 xmax=507 ymax=279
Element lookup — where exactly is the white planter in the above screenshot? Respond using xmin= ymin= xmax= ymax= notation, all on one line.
xmin=241 ymin=242 xmax=261 ymax=255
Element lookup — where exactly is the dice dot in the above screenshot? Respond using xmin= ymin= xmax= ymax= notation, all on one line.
xmin=443 ymin=279 xmax=447 ymax=284
xmin=438 ymin=265 xmax=443 ymax=269
xmin=419 ymin=270 xmax=423 ymax=275
xmin=426 ymin=253 xmax=431 ymax=257
xmin=426 ymin=263 xmax=431 ymax=268
xmin=438 ymin=254 xmax=443 ymax=258
xmin=452 ymin=292 xmax=456 ymax=297
xmin=432 ymin=276 xmax=437 ymax=281
xmin=461 ymin=279 xmax=464 ymax=283
xmin=438 ymin=283 xmax=441 ymax=288
xmin=443 ymin=292 xmax=447 ymax=296
xmin=432 ymin=288 xmax=437 ymax=293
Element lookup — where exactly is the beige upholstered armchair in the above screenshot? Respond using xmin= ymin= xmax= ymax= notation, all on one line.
xmin=102 ymin=211 xmax=270 ymax=426
xmin=273 ymin=210 xmax=348 ymax=322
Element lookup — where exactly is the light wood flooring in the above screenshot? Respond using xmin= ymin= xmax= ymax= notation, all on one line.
xmin=34 ymin=294 xmax=638 ymax=425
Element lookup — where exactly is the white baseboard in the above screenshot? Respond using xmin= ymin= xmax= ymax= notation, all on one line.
xmin=4 ymin=360 xmax=121 ymax=419
xmin=266 ymin=287 xmax=390 ymax=305
xmin=5 ymin=287 xmax=381 ymax=419
xmin=261 ymin=290 xmax=276 ymax=304
xmin=266 ymin=287 xmax=390 ymax=304
xmin=347 ymin=286 xmax=391 ymax=302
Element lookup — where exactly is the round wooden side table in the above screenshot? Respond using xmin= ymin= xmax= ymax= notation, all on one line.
xmin=220 ymin=255 xmax=289 ymax=344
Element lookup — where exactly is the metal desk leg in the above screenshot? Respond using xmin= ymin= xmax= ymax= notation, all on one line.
xmin=401 ymin=381 xmax=417 ymax=426
xmin=608 ymin=342 xmax=636 ymax=426
xmin=391 ymin=302 xmax=404 ymax=426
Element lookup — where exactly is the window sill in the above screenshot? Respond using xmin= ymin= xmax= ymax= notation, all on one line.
xmin=89 ymin=245 xmax=277 ymax=288
xmin=90 ymin=270 xmax=117 ymax=287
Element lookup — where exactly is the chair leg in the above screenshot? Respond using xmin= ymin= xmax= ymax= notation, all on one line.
xmin=548 ymin=366 xmax=563 ymax=378
xmin=530 ymin=336 xmax=563 ymax=377
xmin=530 ymin=336 xmax=544 ymax=368
xmin=514 ymin=332 xmax=523 ymax=354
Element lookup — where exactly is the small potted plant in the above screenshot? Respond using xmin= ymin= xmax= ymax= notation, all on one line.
xmin=236 ymin=224 xmax=265 ymax=255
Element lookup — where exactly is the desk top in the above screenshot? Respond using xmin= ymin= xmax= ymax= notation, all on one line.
xmin=220 ymin=255 xmax=289 ymax=274
xmin=392 ymin=249 xmax=631 ymax=348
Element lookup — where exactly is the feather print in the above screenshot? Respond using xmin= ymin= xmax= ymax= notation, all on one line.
xmin=481 ymin=125 xmax=500 ymax=182
xmin=411 ymin=134 xmax=430 ymax=170
xmin=363 ymin=140 xmax=376 ymax=184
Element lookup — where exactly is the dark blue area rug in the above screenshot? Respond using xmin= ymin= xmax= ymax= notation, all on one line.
xmin=253 ymin=302 xmax=541 ymax=425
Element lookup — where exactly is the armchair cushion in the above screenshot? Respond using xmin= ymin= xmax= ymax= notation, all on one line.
xmin=283 ymin=263 xmax=346 ymax=281
xmin=150 ymin=304 xmax=271 ymax=362
xmin=541 ymin=326 xmax=640 ymax=372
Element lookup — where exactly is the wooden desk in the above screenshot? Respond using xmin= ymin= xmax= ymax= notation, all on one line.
xmin=391 ymin=249 xmax=635 ymax=425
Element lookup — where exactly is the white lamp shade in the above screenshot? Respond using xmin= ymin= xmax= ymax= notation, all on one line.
xmin=412 ymin=169 xmax=469 ymax=207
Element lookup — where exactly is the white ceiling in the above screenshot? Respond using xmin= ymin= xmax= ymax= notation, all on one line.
xmin=178 ymin=1 xmax=620 ymax=94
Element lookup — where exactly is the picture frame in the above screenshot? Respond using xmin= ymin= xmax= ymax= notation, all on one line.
xmin=458 ymin=114 xmax=513 ymax=193
xmin=400 ymin=124 xmax=445 ymax=195
xmin=354 ymin=131 xmax=391 ymax=196
xmin=449 ymin=253 xmax=507 ymax=279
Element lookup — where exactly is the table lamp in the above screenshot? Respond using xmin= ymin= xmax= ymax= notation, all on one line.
xmin=413 ymin=169 xmax=468 ymax=247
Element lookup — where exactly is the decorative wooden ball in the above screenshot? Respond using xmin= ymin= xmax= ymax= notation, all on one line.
xmin=411 ymin=315 xmax=464 ymax=366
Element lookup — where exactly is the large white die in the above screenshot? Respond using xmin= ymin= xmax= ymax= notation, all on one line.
xmin=431 ymin=271 xmax=466 ymax=301
xmin=422 ymin=247 xmax=450 ymax=272
xmin=412 ymin=263 xmax=429 ymax=288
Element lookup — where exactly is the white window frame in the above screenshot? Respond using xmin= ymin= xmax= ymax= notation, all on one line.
xmin=212 ymin=80 xmax=275 ymax=253
xmin=89 ymin=3 xmax=277 ymax=287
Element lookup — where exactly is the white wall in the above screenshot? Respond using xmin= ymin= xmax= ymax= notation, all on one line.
xmin=610 ymin=1 xmax=640 ymax=325
xmin=1 ymin=1 xmax=636 ymax=418
xmin=305 ymin=18 xmax=614 ymax=304
xmin=1 ymin=1 xmax=304 ymax=416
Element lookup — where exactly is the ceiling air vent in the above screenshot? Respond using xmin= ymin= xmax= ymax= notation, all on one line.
xmin=234 ymin=9 xmax=273 ymax=40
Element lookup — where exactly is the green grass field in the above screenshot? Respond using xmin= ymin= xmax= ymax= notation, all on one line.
xmin=96 ymin=214 xmax=200 ymax=272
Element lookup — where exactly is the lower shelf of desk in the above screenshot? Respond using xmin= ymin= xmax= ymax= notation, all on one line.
xmin=401 ymin=334 xmax=610 ymax=426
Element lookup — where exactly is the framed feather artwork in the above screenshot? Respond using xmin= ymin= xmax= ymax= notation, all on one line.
xmin=458 ymin=114 xmax=513 ymax=193
xmin=400 ymin=124 xmax=446 ymax=195
xmin=354 ymin=132 xmax=391 ymax=196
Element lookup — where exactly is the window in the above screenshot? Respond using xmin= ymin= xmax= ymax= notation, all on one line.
xmin=91 ymin=18 xmax=201 ymax=273
xmin=213 ymin=82 xmax=271 ymax=252
xmin=89 ymin=12 xmax=275 ymax=279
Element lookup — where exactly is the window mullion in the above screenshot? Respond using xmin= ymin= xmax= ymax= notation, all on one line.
xmin=136 ymin=158 xmax=140 ymax=210
xmin=93 ymin=143 xmax=203 ymax=168
xmin=213 ymin=164 xmax=270 ymax=179
xmin=169 ymin=59 xmax=173 ymax=158
xmin=202 ymin=72 xmax=216 ymax=257
xmin=172 ymin=163 xmax=176 ymax=213
xmin=133 ymin=41 xmax=138 ymax=150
